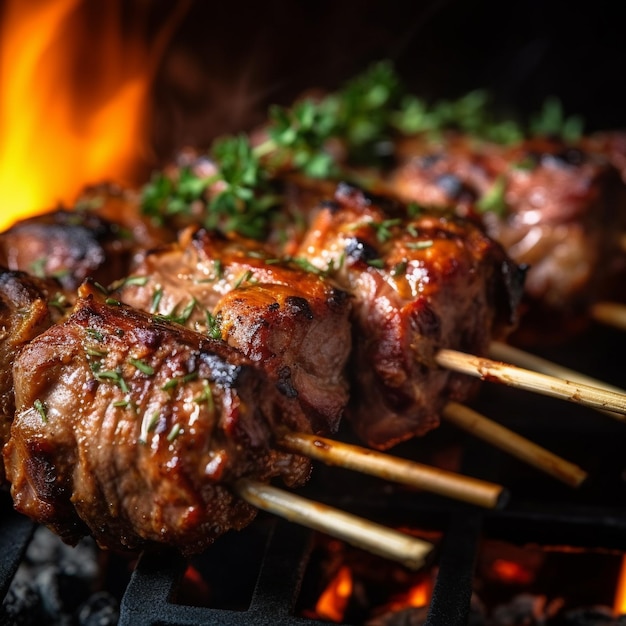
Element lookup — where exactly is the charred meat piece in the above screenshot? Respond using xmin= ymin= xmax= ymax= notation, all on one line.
xmin=3 ymin=282 xmax=310 ymax=554
xmin=0 ymin=208 xmax=135 ymax=292
xmin=388 ymin=132 xmax=626 ymax=344
xmin=0 ymin=269 xmax=68 ymax=484
xmin=115 ymin=227 xmax=352 ymax=435
xmin=296 ymin=182 xmax=524 ymax=450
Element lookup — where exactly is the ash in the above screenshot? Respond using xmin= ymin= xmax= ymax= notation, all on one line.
xmin=0 ymin=526 xmax=119 ymax=626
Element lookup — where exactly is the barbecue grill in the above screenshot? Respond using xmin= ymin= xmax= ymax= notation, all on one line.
xmin=2 ymin=1 xmax=626 ymax=624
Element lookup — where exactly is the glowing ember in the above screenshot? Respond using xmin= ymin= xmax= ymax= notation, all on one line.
xmin=0 ymin=1 xmax=187 ymax=232
xmin=491 ymin=558 xmax=535 ymax=586
xmin=386 ymin=578 xmax=431 ymax=611
xmin=315 ymin=566 xmax=353 ymax=623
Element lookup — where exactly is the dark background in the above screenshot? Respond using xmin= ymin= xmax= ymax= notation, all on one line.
xmin=147 ymin=0 xmax=626 ymax=161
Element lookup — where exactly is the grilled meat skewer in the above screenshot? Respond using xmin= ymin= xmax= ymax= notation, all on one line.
xmin=295 ymin=183 xmax=524 ymax=449
xmin=3 ymin=281 xmax=311 ymax=555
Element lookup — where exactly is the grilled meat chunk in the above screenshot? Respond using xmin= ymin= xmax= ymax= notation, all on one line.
xmin=0 ymin=208 xmax=135 ymax=292
xmin=388 ymin=132 xmax=626 ymax=343
xmin=3 ymin=282 xmax=310 ymax=554
xmin=115 ymin=227 xmax=352 ymax=435
xmin=0 ymin=269 xmax=67 ymax=484
xmin=296 ymin=183 xmax=524 ymax=450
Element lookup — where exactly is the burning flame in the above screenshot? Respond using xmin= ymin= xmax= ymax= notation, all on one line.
xmin=614 ymin=554 xmax=626 ymax=615
xmin=0 ymin=0 xmax=188 ymax=232
xmin=315 ymin=566 xmax=353 ymax=623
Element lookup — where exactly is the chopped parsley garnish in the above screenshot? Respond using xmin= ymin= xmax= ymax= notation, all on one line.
xmin=129 ymin=358 xmax=155 ymax=376
xmin=406 ymin=240 xmax=434 ymax=250
xmin=86 ymin=328 xmax=104 ymax=342
xmin=139 ymin=411 xmax=160 ymax=444
xmin=34 ymin=399 xmax=47 ymax=423
xmin=193 ymin=379 xmax=215 ymax=413
xmin=150 ymin=287 xmax=163 ymax=314
xmin=153 ymin=299 xmax=197 ymax=326
xmin=205 ymin=311 xmax=222 ymax=340
xmin=476 ymin=176 xmax=508 ymax=216
xmin=368 ymin=218 xmax=402 ymax=243
xmin=233 ymin=269 xmax=255 ymax=289
xmin=93 ymin=368 xmax=129 ymax=393
xmin=167 ymin=423 xmax=182 ymax=442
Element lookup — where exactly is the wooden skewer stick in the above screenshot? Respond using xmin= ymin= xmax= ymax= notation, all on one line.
xmin=435 ymin=348 xmax=626 ymax=416
xmin=280 ymin=432 xmax=507 ymax=509
xmin=234 ymin=479 xmax=433 ymax=570
xmin=442 ymin=402 xmax=589 ymax=488
xmin=488 ymin=340 xmax=626 ymax=421
xmin=590 ymin=301 xmax=626 ymax=333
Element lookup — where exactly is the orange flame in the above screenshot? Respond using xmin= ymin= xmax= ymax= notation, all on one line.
xmin=315 ymin=566 xmax=353 ymax=623
xmin=0 ymin=0 xmax=188 ymax=232
xmin=614 ymin=554 xmax=626 ymax=615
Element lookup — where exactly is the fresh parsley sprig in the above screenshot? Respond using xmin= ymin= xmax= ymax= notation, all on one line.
xmin=139 ymin=59 xmax=585 ymax=238
xmin=141 ymin=135 xmax=281 ymax=240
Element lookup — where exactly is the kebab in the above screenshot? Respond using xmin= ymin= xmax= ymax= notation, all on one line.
xmin=0 ymin=272 xmax=433 ymax=568
xmin=0 ymin=177 xmax=605 ymax=564
xmin=0 ymin=151 xmax=606 ymax=483
xmin=0 ymin=212 xmax=516 ymax=568
xmin=2 ymin=64 xmax=620 ymax=572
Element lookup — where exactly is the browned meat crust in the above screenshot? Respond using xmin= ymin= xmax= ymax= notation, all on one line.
xmin=115 ymin=227 xmax=353 ymax=435
xmin=295 ymin=183 xmax=524 ymax=449
xmin=0 ymin=208 xmax=135 ymax=292
xmin=3 ymin=281 xmax=310 ymax=554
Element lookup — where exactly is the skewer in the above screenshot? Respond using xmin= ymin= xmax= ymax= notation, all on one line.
xmin=442 ymin=402 xmax=589 ymax=488
xmin=234 ymin=479 xmax=433 ymax=570
xmin=280 ymin=432 xmax=507 ymax=509
xmin=489 ymin=340 xmax=626 ymax=420
xmin=590 ymin=301 xmax=626 ymax=332
xmin=435 ymin=348 xmax=626 ymax=416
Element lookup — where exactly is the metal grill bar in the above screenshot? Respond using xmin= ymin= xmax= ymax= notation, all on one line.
xmin=118 ymin=519 xmax=331 ymax=626
xmin=0 ymin=492 xmax=35 ymax=601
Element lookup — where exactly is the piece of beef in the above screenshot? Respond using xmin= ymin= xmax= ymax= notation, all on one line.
xmin=0 ymin=208 xmax=135 ymax=292
xmin=388 ymin=132 xmax=626 ymax=344
xmin=115 ymin=227 xmax=352 ymax=435
xmin=295 ymin=182 xmax=524 ymax=450
xmin=0 ymin=269 xmax=68 ymax=484
xmin=3 ymin=281 xmax=310 ymax=555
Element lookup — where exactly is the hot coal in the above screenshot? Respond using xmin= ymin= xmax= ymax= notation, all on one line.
xmin=0 ymin=526 xmax=118 ymax=626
